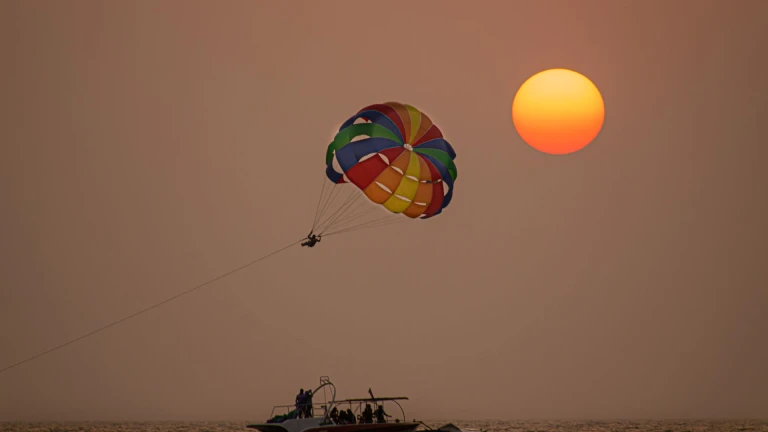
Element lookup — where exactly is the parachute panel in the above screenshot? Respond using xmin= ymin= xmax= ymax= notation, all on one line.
xmin=383 ymin=193 xmax=413 ymax=214
xmin=404 ymin=151 xmax=421 ymax=180
xmin=325 ymin=123 xmax=402 ymax=165
xmin=413 ymin=124 xmax=443 ymax=147
xmin=383 ymin=152 xmax=421 ymax=214
xmin=363 ymin=181 xmax=393 ymax=204
xmin=375 ymin=165 xmax=405 ymax=195
xmin=348 ymin=105 xmax=406 ymax=143
xmin=345 ymin=155 xmax=389 ymax=190
xmin=385 ymin=102 xmax=412 ymax=142
xmin=420 ymin=159 xmax=445 ymax=219
xmin=388 ymin=150 xmax=412 ymax=174
xmin=413 ymin=182 xmax=434 ymax=205
xmin=414 ymin=138 xmax=457 ymax=160
xmin=379 ymin=147 xmax=405 ymax=166
xmin=414 ymin=147 xmax=457 ymax=182
xmin=325 ymin=164 xmax=344 ymax=183
xmin=405 ymin=105 xmax=422 ymax=143
xmin=403 ymin=203 xmax=428 ymax=218
xmin=411 ymin=113 xmax=434 ymax=145
xmin=335 ymin=137 xmax=401 ymax=173
xmin=402 ymin=169 xmax=435 ymax=218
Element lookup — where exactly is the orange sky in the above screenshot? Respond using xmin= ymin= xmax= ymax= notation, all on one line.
xmin=1 ymin=0 xmax=767 ymax=422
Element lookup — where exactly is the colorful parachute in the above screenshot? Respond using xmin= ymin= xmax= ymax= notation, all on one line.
xmin=324 ymin=102 xmax=457 ymax=219
xmin=307 ymin=102 xmax=457 ymax=241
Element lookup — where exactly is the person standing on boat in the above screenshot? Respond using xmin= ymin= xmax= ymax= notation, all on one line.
xmin=374 ymin=405 xmax=390 ymax=423
xmin=304 ymin=389 xmax=314 ymax=417
xmin=362 ymin=404 xmax=374 ymax=423
xmin=346 ymin=408 xmax=356 ymax=424
xmin=296 ymin=389 xmax=305 ymax=418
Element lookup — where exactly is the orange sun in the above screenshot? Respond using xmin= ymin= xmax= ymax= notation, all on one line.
xmin=512 ymin=68 xmax=605 ymax=155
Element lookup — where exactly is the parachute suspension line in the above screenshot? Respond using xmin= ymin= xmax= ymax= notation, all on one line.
xmin=311 ymin=171 xmax=330 ymax=231
xmin=314 ymin=186 xmax=360 ymax=234
xmin=323 ymin=218 xmax=405 ymax=238
xmin=313 ymin=183 xmax=343 ymax=231
xmin=311 ymin=180 xmax=419 ymax=237
xmin=323 ymin=206 xmax=377 ymax=233
xmin=323 ymin=213 xmax=407 ymax=237
xmin=316 ymin=188 xmax=364 ymax=235
xmin=0 ymin=238 xmax=304 ymax=376
xmin=320 ymin=202 xmax=379 ymax=235
xmin=310 ymin=158 xmax=419 ymax=238
xmin=312 ymin=182 xmax=337 ymax=231
xmin=321 ymin=189 xmax=387 ymax=235
xmin=336 ymin=218 xmax=406 ymax=237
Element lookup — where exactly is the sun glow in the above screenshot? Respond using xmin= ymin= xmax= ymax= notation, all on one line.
xmin=512 ymin=68 xmax=605 ymax=155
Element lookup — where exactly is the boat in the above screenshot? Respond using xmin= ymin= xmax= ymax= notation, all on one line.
xmin=246 ymin=376 xmax=423 ymax=432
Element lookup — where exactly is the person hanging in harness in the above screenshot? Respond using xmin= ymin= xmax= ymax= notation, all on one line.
xmin=301 ymin=232 xmax=322 ymax=248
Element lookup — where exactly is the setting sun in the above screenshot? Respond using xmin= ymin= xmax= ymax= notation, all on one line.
xmin=512 ymin=68 xmax=605 ymax=155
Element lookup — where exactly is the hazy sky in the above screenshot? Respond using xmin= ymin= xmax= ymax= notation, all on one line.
xmin=1 ymin=0 xmax=767 ymax=422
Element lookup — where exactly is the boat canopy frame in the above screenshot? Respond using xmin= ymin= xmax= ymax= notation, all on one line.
xmin=333 ymin=397 xmax=408 ymax=423
xmin=266 ymin=377 xmax=408 ymax=424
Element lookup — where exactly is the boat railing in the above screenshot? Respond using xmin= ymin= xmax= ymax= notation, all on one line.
xmin=268 ymin=376 xmax=337 ymax=422
xmin=268 ymin=399 xmax=407 ymax=424
xmin=263 ymin=377 xmax=408 ymax=425
xmin=268 ymin=402 xmax=332 ymax=420
xmin=334 ymin=397 xmax=408 ymax=424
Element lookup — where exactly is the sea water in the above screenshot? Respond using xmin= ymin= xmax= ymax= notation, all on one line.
xmin=1 ymin=420 xmax=766 ymax=432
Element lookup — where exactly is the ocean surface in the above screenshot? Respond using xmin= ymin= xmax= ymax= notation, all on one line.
xmin=1 ymin=421 xmax=766 ymax=432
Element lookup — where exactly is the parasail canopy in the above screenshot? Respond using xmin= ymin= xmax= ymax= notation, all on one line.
xmin=324 ymin=102 xmax=457 ymax=219
xmin=309 ymin=102 xmax=458 ymax=240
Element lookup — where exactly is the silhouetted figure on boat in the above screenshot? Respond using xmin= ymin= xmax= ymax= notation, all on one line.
xmin=330 ymin=407 xmax=339 ymax=423
xmin=346 ymin=409 xmax=356 ymax=424
xmin=304 ymin=389 xmax=314 ymax=417
xmin=362 ymin=404 xmax=374 ymax=423
xmin=295 ymin=389 xmax=305 ymax=417
xmin=338 ymin=409 xmax=348 ymax=424
xmin=375 ymin=405 xmax=390 ymax=423
xmin=301 ymin=233 xmax=321 ymax=248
